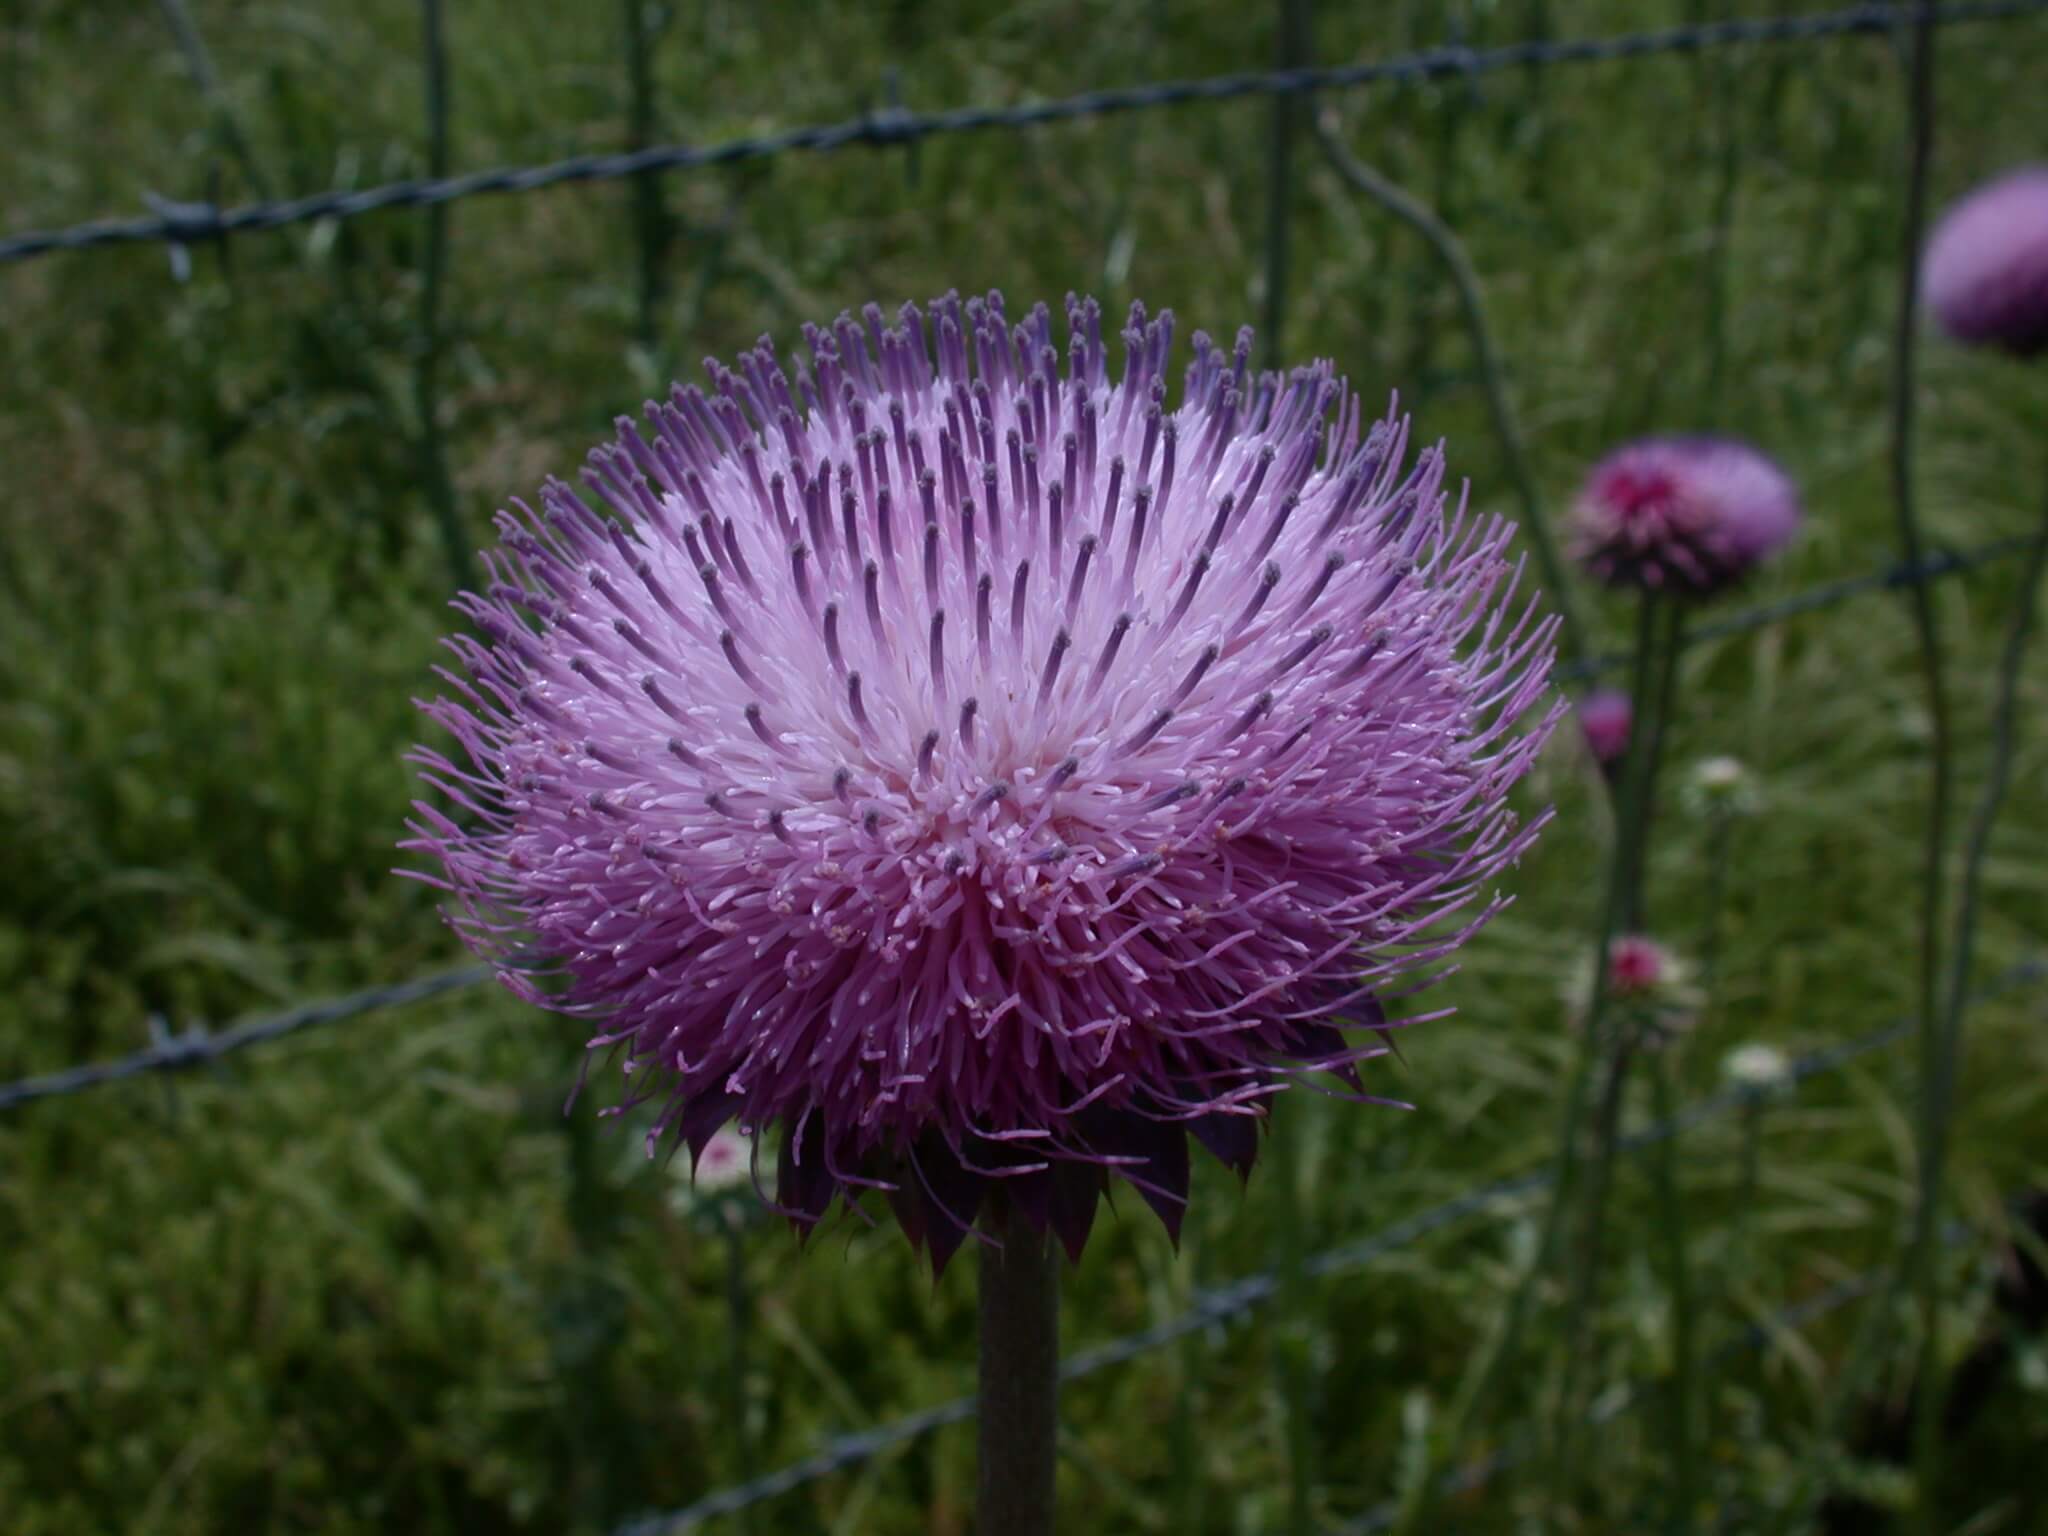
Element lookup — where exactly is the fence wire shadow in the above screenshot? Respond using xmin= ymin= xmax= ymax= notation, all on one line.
xmin=607 ymin=958 xmax=2048 ymax=1535
xmin=1 ymin=1 xmax=2045 ymax=266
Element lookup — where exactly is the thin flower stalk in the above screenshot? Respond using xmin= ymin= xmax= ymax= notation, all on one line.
xmin=1647 ymin=1051 xmax=1700 ymax=1534
xmin=1915 ymin=478 xmax=2048 ymax=1502
xmin=1395 ymin=591 xmax=1666 ymax=1534
xmin=1550 ymin=596 xmax=1684 ymax=1504
xmin=1312 ymin=110 xmax=1589 ymax=670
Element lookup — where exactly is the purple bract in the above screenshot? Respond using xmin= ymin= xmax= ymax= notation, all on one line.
xmin=406 ymin=293 xmax=1561 ymax=1271
xmin=1571 ymin=436 xmax=1800 ymax=598
xmin=1924 ymin=165 xmax=2048 ymax=357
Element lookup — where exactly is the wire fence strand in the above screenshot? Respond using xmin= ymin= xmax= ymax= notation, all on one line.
xmin=0 ymin=966 xmax=491 ymax=1112
xmin=2 ymin=1 xmax=2044 ymax=267
xmin=606 ymin=958 xmax=2048 ymax=1534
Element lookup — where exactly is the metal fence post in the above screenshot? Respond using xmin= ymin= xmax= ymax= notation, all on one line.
xmin=417 ymin=0 xmax=474 ymax=593
xmin=623 ymin=0 xmax=673 ymax=361
xmin=1261 ymin=0 xmax=1312 ymax=369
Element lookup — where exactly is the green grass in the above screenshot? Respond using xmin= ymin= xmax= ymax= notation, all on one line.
xmin=3 ymin=1 xmax=2047 ymax=1531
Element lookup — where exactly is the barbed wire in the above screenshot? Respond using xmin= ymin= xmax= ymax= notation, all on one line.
xmin=0 ymin=965 xmax=491 ymax=1113
xmin=0 ymin=533 xmax=2026 ymax=1119
xmin=608 ymin=958 xmax=2048 ymax=1534
xmin=2 ymin=1 xmax=2043 ymax=268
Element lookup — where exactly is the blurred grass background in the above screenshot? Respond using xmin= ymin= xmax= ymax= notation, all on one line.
xmin=3 ymin=1 xmax=2047 ymax=1531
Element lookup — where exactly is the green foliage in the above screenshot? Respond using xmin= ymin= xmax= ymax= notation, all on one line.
xmin=2 ymin=1 xmax=2046 ymax=1531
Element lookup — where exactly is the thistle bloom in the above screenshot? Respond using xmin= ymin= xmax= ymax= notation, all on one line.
xmin=1923 ymin=166 xmax=2048 ymax=356
xmin=408 ymin=293 xmax=1560 ymax=1271
xmin=1576 ymin=688 xmax=1631 ymax=770
xmin=1572 ymin=436 xmax=1800 ymax=597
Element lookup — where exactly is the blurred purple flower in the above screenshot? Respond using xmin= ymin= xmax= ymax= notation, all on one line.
xmin=1572 ymin=436 xmax=1800 ymax=598
xmin=1924 ymin=165 xmax=2048 ymax=356
xmin=406 ymin=293 xmax=1561 ymax=1272
xmin=1607 ymin=934 xmax=1676 ymax=1001
xmin=1576 ymin=689 xmax=1631 ymax=770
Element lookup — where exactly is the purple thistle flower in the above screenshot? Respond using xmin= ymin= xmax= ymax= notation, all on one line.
xmin=1570 ymin=436 xmax=1801 ymax=598
xmin=1576 ymin=689 xmax=1631 ymax=771
xmin=405 ymin=293 xmax=1561 ymax=1272
xmin=1923 ymin=165 xmax=2048 ymax=356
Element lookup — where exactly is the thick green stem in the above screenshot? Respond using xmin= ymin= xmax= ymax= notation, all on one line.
xmin=1170 ymin=1303 xmax=1204 ymax=1535
xmin=561 ymin=1104 xmax=632 ymax=1525
xmin=1271 ymin=1110 xmax=1315 ymax=1536
xmin=979 ymin=1211 xmax=1061 ymax=1536
xmin=725 ymin=1219 xmax=757 ymax=1535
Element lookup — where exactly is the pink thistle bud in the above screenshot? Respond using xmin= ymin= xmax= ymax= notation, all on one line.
xmin=1924 ymin=165 xmax=2048 ymax=356
xmin=1572 ymin=436 xmax=1801 ymax=598
xmin=1576 ymin=689 xmax=1632 ymax=771
xmin=405 ymin=293 xmax=1561 ymax=1271
xmin=1607 ymin=934 xmax=1673 ymax=1001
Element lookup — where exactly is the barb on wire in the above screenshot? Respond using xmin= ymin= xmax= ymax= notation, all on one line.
xmin=1557 ymin=534 xmax=2037 ymax=685
xmin=0 ymin=966 xmax=493 ymax=1113
xmin=604 ymin=958 xmax=2048 ymax=1535
xmin=2 ymin=2 xmax=2043 ymax=266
